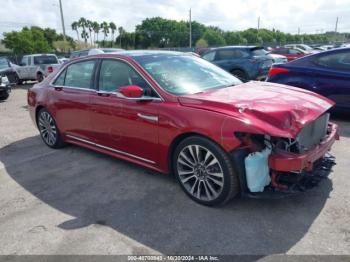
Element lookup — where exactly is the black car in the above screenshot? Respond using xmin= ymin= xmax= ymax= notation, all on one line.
xmin=0 ymin=76 xmax=11 ymax=101
xmin=201 ymin=46 xmax=273 ymax=81
xmin=0 ymin=57 xmax=19 ymax=85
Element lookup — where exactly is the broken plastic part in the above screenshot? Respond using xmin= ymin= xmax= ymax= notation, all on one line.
xmin=244 ymin=145 xmax=272 ymax=192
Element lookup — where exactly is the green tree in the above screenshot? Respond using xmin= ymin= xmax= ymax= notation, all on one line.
xmin=3 ymin=27 xmax=51 ymax=54
xmin=195 ymin=38 xmax=208 ymax=48
xmin=71 ymin=21 xmax=80 ymax=41
xmin=92 ymin=21 xmax=100 ymax=44
xmin=100 ymin=21 xmax=110 ymax=47
xmin=87 ymin=20 xmax=93 ymax=46
xmin=78 ymin=17 xmax=89 ymax=43
xmin=109 ymin=22 xmax=117 ymax=46
xmin=202 ymin=29 xmax=226 ymax=46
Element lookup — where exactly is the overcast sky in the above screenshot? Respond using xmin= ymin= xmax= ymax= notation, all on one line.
xmin=1 ymin=0 xmax=350 ymax=38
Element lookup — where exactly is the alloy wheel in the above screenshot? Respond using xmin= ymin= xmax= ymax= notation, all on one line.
xmin=177 ymin=144 xmax=224 ymax=201
xmin=38 ymin=111 xmax=57 ymax=146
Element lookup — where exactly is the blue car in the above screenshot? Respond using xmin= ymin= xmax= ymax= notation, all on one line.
xmin=267 ymin=48 xmax=350 ymax=112
xmin=201 ymin=46 xmax=273 ymax=81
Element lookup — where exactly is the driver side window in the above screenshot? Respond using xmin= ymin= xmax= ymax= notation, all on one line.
xmin=98 ymin=59 xmax=158 ymax=97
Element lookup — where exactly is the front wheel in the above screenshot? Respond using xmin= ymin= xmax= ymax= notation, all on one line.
xmin=231 ymin=69 xmax=248 ymax=82
xmin=0 ymin=91 xmax=10 ymax=101
xmin=173 ymin=136 xmax=240 ymax=206
xmin=37 ymin=108 xmax=65 ymax=148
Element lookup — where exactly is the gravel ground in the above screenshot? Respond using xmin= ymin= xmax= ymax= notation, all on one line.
xmin=0 ymin=86 xmax=349 ymax=256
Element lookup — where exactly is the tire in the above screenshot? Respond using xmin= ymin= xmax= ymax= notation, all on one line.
xmin=37 ymin=108 xmax=65 ymax=149
xmin=173 ymin=136 xmax=240 ymax=206
xmin=0 ymin=91 xmax=9 ymax=101
xmin=231 ymin=69 xmax=248 ymax=82
xmin=37 ymin=73 xmax=44 ymax=83
xmin=13 ymin=73 xmax=20 ymax=85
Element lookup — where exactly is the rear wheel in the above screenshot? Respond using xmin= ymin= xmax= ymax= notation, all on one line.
xmin=173 ymin=136 xmax=240 ymax=206
xmin=37 ymin=108 xmax=65 ymax=148
xmin=37 ymin=73 xmax=44 ymax=82
xmin=231 ymin=69 xmax=248 ymax=82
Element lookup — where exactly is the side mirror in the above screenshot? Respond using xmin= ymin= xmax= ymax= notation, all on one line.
xmin=119 ymin=85 xmax=144 ymax=98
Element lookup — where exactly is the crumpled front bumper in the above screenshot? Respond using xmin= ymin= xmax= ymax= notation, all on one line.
xmin=268 ymin=123 xmax=339 ymax=172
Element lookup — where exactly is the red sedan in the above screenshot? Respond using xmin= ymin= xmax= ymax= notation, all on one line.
xmin=271 ymin=47 xmax=308 ymax=61
xmin=27 ymin=51 xmax=338 ymax=206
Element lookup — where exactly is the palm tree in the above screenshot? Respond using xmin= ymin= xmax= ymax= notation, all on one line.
xmin=118 ymin=26 xmax=125 ymax=47
xmin=92 ymin=21 xmax=100 ymax=46
xmin=78 ymin=17 xmax=88 ymax=44
xmin=71 ymin=21 xmax=80 ymax=41
xmin=100 ymin=21 xmax=109 ymax=46
xmin=87 ymin=20 xmax=93 ymax=46
xmin=109 ymin=22 xmax=117 ymax=47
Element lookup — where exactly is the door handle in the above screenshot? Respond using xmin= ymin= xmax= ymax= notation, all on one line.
xmin=97 ymin=91 xmax=111 ymax=97
xmin=137 ymin=113 xmax=158 ymax=122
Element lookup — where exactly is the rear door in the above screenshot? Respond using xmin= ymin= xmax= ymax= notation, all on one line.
xmin=213 ymin=49 xmax=248 ymax=72
xmin=49 ymin=59 xmax=97 ymax=141
xmin=312 ymin=50 xmax=350 ymax=110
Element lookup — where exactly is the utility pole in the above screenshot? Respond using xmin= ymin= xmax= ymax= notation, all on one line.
xmin=335 ymin=17 xmax=338 ymax=33
xmin=298 ymin=27 xmax=300 ymax=35
xmin=58 ymin=0 xmax=66 ymax=41
xmin=257 ymin=17 xmax=260 ymax=30
xmin=189 ymin=8 xmax=192 ymax=48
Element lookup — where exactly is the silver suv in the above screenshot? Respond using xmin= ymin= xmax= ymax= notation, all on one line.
xmin=16 ymin=54 xmax=61 ymax=83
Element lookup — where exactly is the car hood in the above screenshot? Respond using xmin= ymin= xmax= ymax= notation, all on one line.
xmin=178 ymin=81 xmax=334 ymax=138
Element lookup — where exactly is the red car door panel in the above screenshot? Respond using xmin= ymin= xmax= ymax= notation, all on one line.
xmin=49 ymin=59 xmax=97 ymax=141
xmin=118 ymin=99 xmax=160 ymax=163
xmin=50 ymin=87 xmax=94 ymax=140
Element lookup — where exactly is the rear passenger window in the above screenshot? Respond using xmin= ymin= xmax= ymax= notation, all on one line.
xmin=54 ymin=60 xmax=95 ymax=88
xmin=216 ymin=50 xmax=236 ymax=60
xmin=315 ymin=52 xmax=350 ymax=71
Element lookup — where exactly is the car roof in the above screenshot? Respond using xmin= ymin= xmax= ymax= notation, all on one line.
xmin=102 ymin=50 xmax=188 ymax=57
xmin=24 ymin=54 xmax=57 ymax=57
xmin=210 ymin=46 xmax=260 ymax=51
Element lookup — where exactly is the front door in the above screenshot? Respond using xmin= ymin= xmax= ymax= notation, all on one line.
xmin=90 ymin=58 xmax=160 ymax=164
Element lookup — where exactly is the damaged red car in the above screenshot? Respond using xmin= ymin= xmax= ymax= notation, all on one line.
xmin=27 ymin=51 xmax=339 ymax=206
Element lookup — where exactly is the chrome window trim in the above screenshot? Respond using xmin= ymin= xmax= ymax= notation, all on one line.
xmin=50 ymin=58 xmax=97 ymax=90
xmin=66 ymin=134 xmax=155 ymax=164
xmin=50 ymin=56 xmax=164 ymax=101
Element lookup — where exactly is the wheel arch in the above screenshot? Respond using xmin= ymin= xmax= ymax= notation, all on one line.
xmin=35 ymin=105 xmax=45 ymax=127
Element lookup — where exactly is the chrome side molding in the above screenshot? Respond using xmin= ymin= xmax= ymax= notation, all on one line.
xmin=66 ymin=134 xmax=155 ymax=164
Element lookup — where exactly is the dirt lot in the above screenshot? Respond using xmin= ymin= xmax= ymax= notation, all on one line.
xmin=0 ymin=86 xmax=350 ymax=255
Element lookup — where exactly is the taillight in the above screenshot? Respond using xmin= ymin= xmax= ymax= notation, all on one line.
xmin=268 ymin=67 xmax=289 ymax=78
xmin=47 ymin=66 xmax=53 ymax=73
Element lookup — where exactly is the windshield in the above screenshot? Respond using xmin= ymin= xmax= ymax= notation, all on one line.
xmin=300 ymin=44 xmax=313 ymax=51
xmin=134 ymin=54 xmax=242 ymax=95
xmin=0 ymin=58 xmax=9 ymax=70
xmin=34 ymin=55 xmax=58 ymax=65
xmin=251 ymin=48 xmax=268 ymax=56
